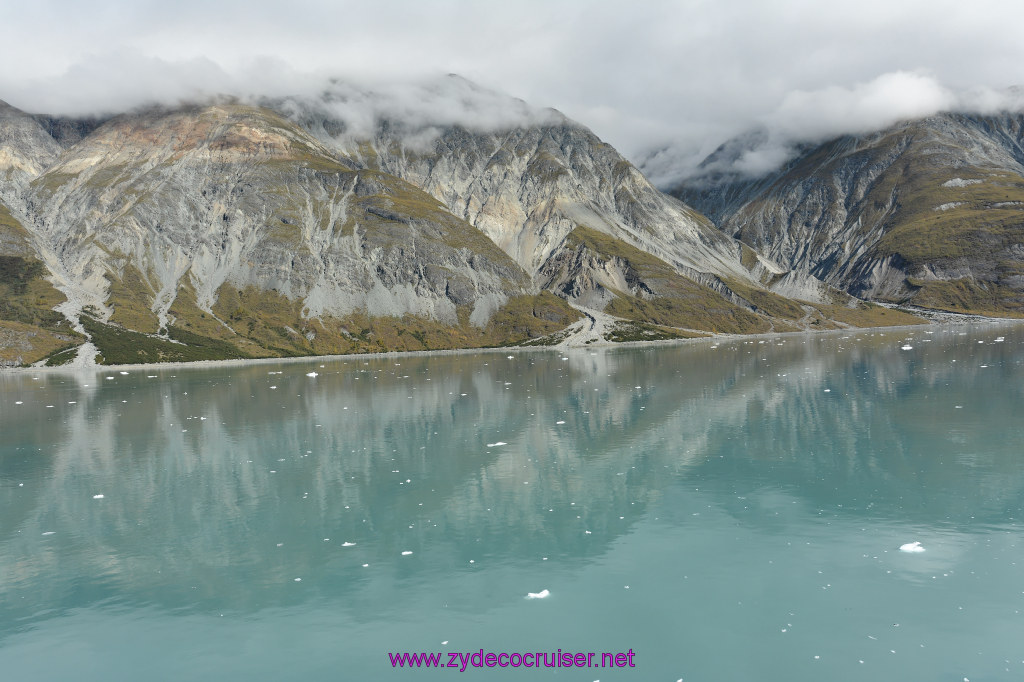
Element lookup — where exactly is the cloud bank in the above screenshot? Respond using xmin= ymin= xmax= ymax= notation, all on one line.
xmin=3 ymin=0 xmax=1024 ymax=185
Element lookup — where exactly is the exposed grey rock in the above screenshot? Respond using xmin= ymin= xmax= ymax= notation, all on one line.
xmin=672 ymin=112 xmax=1024 ymax=310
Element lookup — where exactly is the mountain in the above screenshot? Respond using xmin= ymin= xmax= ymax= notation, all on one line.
xmin=671 ymin=113 xmax=1024 ymax=316
xmin=0 ymin=81 xmax=928 ymax=367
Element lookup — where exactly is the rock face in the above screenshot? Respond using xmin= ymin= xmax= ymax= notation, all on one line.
xmin=279 ymin=81 xmax=796 ymax=333
xmin=672 ymin=113 xmax=1024 ymax=316
xmin=1 ymin=100 xmax=587 ymax=364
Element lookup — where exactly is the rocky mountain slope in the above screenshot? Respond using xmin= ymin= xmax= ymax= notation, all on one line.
xmin=672 ymin=113 xmax=1024 ymax=317
xmin=1 ymin=81 xmax=929 ymax=367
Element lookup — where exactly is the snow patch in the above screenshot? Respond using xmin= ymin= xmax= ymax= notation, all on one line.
xmin=941 ymin=178 xmax=982 ymax=188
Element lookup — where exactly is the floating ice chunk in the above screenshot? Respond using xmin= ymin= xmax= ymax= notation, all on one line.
xmin=14 ymin=401 xmax=22 ymax=405
xmin=486 ymin=442 xmax=508 ymax=447
xmin=526 ymin=589 xmax=550 ymax=599
xmin=507 ymin=355 xmax=514 ymax=359
xmin=402 ymin=551 xmax=414 ymax=556
xmin=556 ymin=420 xmax=565 ymax=425
xmin=306 ymin=372 xmax=319 ymax=377
xmin=119 ymin=371 xmax=129 ymax=375
xmin=42 ymin=531 xmax=55 ymax=536
xmin=994 ymin=336 xmax=1005 ymax=342
xmin=900 ymin=541 xmax=925 ymax=553
xmin=342 ymin=542 xmax=356 ymax=547
xmin=901 ymin=345 xmax=913 ymax=350
xmin=294 ymin=578 xmax=302 ymax=582
xmin=823 ymin=389 xmax=831 ymax=393
xmin=93 ymin=494 xmax=104 ymax=499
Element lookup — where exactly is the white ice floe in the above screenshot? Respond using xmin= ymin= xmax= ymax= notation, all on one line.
xmin=306 ymin=372 xmax=319 ymax=377
xmin=119 ymin=371 xmax=129 ymax=375
xmin=92 ymin=494 xmax=104 ymax=499
xmin=42 ymin=531 xmax=55 ymax=536
xmin=342 ymin=542 xmax=356 ymax=547
xmin=402 ymin=551 xmax=414 ymax=556
xmin=526 ymin=589 xmax=550 ymax=599
xmin=486 ymin=442 xmax=508 ymax=447
xmin=901 ymin=345 xmax=913 ymax=350
xmin=995 ymin=337 xmax=1005 ymax=342
xmin=900 ymin=541 xmax=925 ymax=553
xmin=555 ymin=420 xmax=565 ymax=425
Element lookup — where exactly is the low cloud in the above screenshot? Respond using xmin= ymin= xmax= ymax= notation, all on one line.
xmin=278 ymin=75 xmax=564 ymax=147
xmin=648 ymin=73 xmax=1024 ymax=188
xmin=767 ymin=72 xmax=956 ymax=140
xmin=0 ymin=51 xmax=564 ymax=154
xmin=5 ymin=1 xmax=1024 ymax=189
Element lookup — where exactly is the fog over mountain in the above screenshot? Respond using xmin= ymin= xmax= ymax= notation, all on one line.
xmin=3 ymin=0 xmax=1024 ymax=186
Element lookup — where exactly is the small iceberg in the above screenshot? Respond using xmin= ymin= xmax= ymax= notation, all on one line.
xmin=306 ymin=372 xmax=319 ymax=377
xmin=526 ymin=589 xmax=550 ymax=599
xmin=901 ymin=345 xmax=913 ymax=351
xmin=899 ymin=541 xmax=925 ymax=553
xmin=486 ymin=441 xmax=508 ymax=447
xmin=341 ymin=541 xmax=356 ymax=547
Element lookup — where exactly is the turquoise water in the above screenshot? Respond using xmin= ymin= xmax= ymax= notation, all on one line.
xmin=2 ymin=323 xmax=1023 ymax=680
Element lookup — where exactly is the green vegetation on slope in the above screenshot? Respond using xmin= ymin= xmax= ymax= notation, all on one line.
xmin=604 ymin=321 xmax=706 ymax=343
xmin=0 ymin=204 xmax=84 ymax=364
xmin=720 ymin=276 xmax=805 ymax=319
xmin=81 ymin=316 xmax=251 ymax=365
xmin=907 ymin=277 xmax=1024 ymax=318
xmin=873 ymin=171 xmax=1024 ymax=267
xmin=106 ymin=263 xmax=161 ymax=333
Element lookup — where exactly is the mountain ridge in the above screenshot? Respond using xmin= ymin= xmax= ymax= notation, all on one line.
xmin=0 ymin=82 xmax=954 ymax=367
xmin=670 ymin=111 xmax=1024 ymax=316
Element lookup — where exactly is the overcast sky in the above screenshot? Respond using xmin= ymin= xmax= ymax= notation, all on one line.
xmin=2 ymin=0 xmax=1023 ymax=184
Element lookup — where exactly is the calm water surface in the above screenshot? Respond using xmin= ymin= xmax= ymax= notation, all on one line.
xmin=2 ymin=323 xmax=1023 ymax=680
